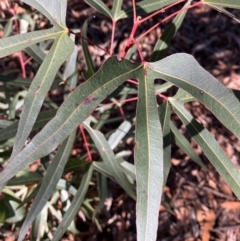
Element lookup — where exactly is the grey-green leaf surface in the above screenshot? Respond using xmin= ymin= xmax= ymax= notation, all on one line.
xmin=206 ymin=4 xmax=240 ymax=22
xmin=135 ymin=67 xmax=163 ymax=241
xmin=7 ymin=171 xmax=42 ymax=186
xmin=11 ymin=33 xmax=74 ymax=158
xmin=92 ymin=173 xmax=107 ymax=219
xmin=82 ymin=20 xmax=95 ymax=79
xmin=22 ymin=0 xmax=67 ymax=27
xmin=52 ymin=164 xmax=93 ymax=241
xmin=0 ymin=28 xmax=59 ymax=58
xmin=170 ymin=100 xmax=240 ymax=198
xmin=172 ymin=88 xmax=196 ymax=103
xmin=17 ymin=132 xmax=76 ymax=241
xmin=108 ymin=120 xmax=131 ymax=149
xmin=151 ymin=0 xmax=191 ymax=61
xmin=158 ymin=101 xmax=172 ymax=185
xmin=119 ymin=0 xmax=180 ymax=19
xmin=84 ymin=0 xmax=112 ymax=18
xmin=147 ymin=53 xmax=240 ymax=139
xmin=170 ymin=121 xmax=206 ymax=169
xmin=203 ymin=0 xmax=240 ymax=9
xmin=83 ymin=120 xmax=136 ymax=199
xmin=0 ymin=58 xmax=142 ymax=190
xmin=111 ymin=0 xmax=124 ymax=20
xmin=0 ymin=109 xmax=56 ymax=142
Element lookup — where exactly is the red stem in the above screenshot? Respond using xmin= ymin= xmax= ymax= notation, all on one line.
xmin=110 ymin=20 xmax=116 ymax=55
xmin=138 ymin=0 xmax=185 ymax=24
xmin=136 ymin=1 xmax=202 ymax=42
xmin=79 ymin=124 xmax=92 ymax=162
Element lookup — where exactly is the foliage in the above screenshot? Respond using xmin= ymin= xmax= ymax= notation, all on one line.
xmin=0 ymin=0 xmax=240 ymax=240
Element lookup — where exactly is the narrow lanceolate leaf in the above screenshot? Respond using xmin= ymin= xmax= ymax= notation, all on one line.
xmin=81 ymin=20 xmax=95 ymax=80
xmin=135 ymin=66 xmax=163 ymax=241
xmin=147 ymin=53 xmax=240 ymax=139
xmin=202 ymin=0 xmax=240 ymax=9
xmin=0 ymin=58 xmax=142 ymax=189
xmin=52 ymin=164 xmax=93 ymax=241
xmin=170 ymin=100 xmax=240 ymax=198
xmin=158 ymin=101 xmax=172 ymax=185
xmin=0 ymin=109 xmax=56 ymax=142
xmin=151 ymin=0 xmax=191 ymax=61
xmin=7 ymin=171 xmax=42 ymax=186
xmin=92 ymin=173 xmax=107 ymax=219
xmin=11 ymin=33 xmax=74 ymax=158
xmin=119 ymin=0 xmax=181 ymax=18
xmin=206 ymin=4 xmax=240 ymax=23
xmin=170 ymin=121 xmax=206 ymax=169
xmin=24 ymin=44 xmax=64 ymax=81
xmin=83 ymin=120 xmax=136 ymax=199
xmin=0 ymin=28 xmax=59 ymax=58
xmin=17 ymin=132 xmax=76 ymax=241
xmin=84 ymin=0 xmax=112 ymax=18
xmin=22 ymin=0 xmax=67 ymax=27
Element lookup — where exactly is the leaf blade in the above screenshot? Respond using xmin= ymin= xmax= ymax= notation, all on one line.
xmin=0 ymin=28 xmax=59 ymax=58
xmin=170 ymin=100 xmax=240 ymax=198
xmin=147 ymin=53 xmax=240 ymax=139
xmin=52 ymin=164 xmax=93 ymax=241
xmin=151 ymin=0 xmax=191 ymax=61
xmin=158 ymin=101 xmax=172 ymax=185
xmin=135 ymin=66 xmax=163 ymax=241
xmin=0 ymin=58 xmax=142 ymax=189
xmin=22 ymin=0 xmax=67 ymax=27
xmin=17 ymin=132 xmax=76 ymax=241
xmin=203 ymin=0 xmax=240 ymax=9
xmin=83 ymin=120 xmax=135 ymax=199
xmin=11 ymin=33 xmax=74 ymax=157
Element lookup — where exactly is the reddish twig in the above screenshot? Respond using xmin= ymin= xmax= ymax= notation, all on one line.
xmin=136 ymin=1 xmax=202 ymax=42
xmin=79 ymin=124 xmax=92 ymax=162
xmin=110 ymin=20 xmax=117 ymax=55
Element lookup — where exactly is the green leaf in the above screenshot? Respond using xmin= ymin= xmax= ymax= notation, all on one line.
xmin=7 ymin=171 xmax=42 ymax=186
xmin=120 ymin=161 xmax=136 ymax=183
xmin=22 ymin=0 xmax=67 ymax=27
xmin=172 ymin=88 xmax=196 ymax=103
xmin=0 ymin=28 xmax=59 ymax=58
xmin=206 ymin=4 xmax=240 ymax=22
xmin=151 ymin=0 xmax=191 ymax=61
xmin=83 ymin=119 xmax=136 ymax=199
xmin=155 ymin=82 xmax=174 ymax=93
xmin=52 ymin=164 xmax=93 ymax=241
xmin=84 ymin=0 xmax=112 ymax=18
xmin=0 ymin=109 xmax=56 ymax=142
xmin=108 ymin=120 xmax=131 ymax=149
xmin=11 ymin=33 xmax=74 ymax=157
xmin=147 ymin=53 xmax=240 ymax=140
xmin=63 ymin=37 xmax=78 ymax=81
xmin=111 ymin=0 xmax=124 ymax=20
xmin=92 ymin=173 xmax=107 ymax=219
xmin=63 ymin=159 xmax=89 ymax=175
xmin=135 ymin=66 xmax=163 ymax=241
xmin=81 ymin=20 xmax=95 ymax=79
xmin=170 ymin=100 xmax=240 ymax=198
xmin=119 ymin=0 xmax=180 ymax=19
xmin=203 ymin=0 xmax=240 ymax=9
xmin=0 ymin=58 xmax=142 ymax=190
xmin=0 ymin=75 xmax=33 ymax=87
xmin=170 ymin=121 xmax=206 ymax=169
xmin=1 ymin=190 xmax=26 ymax=223
xmin=158 ymin=101 xmax=172 ymax=185
xmin=17 ymin=132 xmax=76 ymax=241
